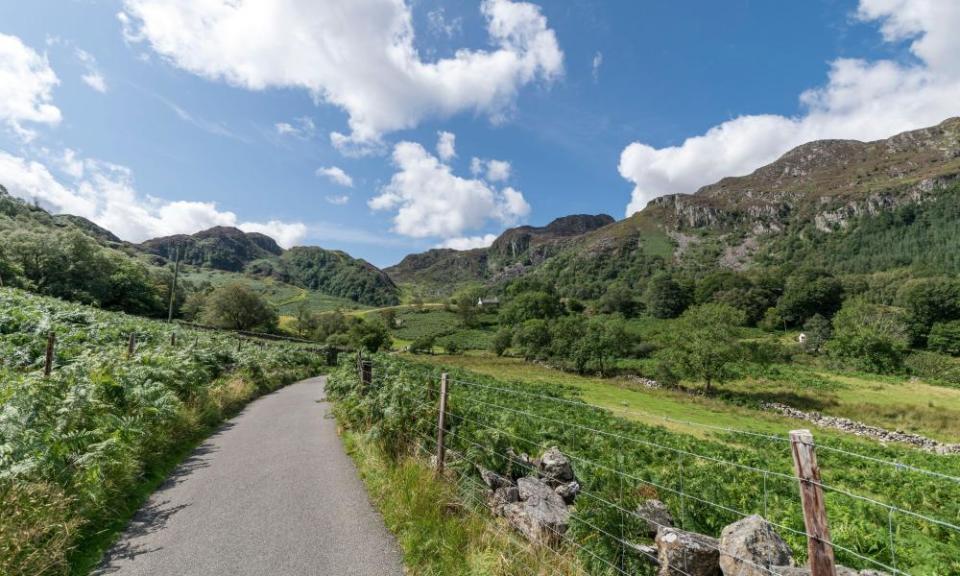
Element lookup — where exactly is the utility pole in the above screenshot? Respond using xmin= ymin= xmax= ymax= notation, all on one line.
xmin=167 ymin=244 xmax=181 ymax=323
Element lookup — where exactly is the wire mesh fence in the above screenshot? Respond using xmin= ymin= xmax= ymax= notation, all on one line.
xmin=341 ymin=354 xmax=960 ymax=576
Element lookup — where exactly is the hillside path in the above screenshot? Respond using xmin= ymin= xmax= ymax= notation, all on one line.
xmin=96 ymin=376 xmax=404 ymax=576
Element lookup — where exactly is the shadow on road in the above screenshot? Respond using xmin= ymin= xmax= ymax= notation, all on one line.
xmin=94 ymin=427 xmax=231 ymax=572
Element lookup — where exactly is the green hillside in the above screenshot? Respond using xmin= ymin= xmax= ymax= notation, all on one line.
xmin=0 ymin=186 xmax=394 ymax=318
xmin=389 ymin=119 xmax=960 ymax=301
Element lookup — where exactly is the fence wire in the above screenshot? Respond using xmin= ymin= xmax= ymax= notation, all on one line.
xmin=356 ymin=358 xmax=960 ymax=576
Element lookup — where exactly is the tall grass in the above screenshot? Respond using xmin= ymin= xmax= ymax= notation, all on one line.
xmin=342 ymin=430 xmax=584 ymax=575
xmin=0 ymin=288 xmax=326 ymax=575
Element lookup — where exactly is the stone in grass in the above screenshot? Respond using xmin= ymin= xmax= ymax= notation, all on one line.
xmin=537 ymin=446 xmax=575 ymax=486
xmin=503 ymin=477 xmax=570 ymax=546
xmin=655 ymin=526 xmax=721 ymax=576
xmin=636 ymin=499 xmax=674 ymax=538
xmin=719 ymin=515 xmax=793 ymax=576
xmin=554 ymin=480 xmax=580 ymax=504
xmin=487 ymin=486 xmax=519 ymax=517
xmin=478 ymin=466 xmax=514 ymax=490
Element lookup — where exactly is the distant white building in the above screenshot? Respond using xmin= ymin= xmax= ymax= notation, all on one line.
xmin=477 ymin=296 xmax=500 ymax=309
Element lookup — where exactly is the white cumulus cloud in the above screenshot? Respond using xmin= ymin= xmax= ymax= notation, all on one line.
xmin=469 ymin=157 xmax=511 ymax=182
xmin=369 ymin=141 xmax=530 ymax=240
xmin=0 ymin=33 xmax=62 ymax=140
xmin=439 ymin=234 xmax=498 ymax=250
xmin=619 ymin=0 xmax=960 ymax=216
xmin=436 ymin=131 xmax=456 ymax=162
xmin=316 ymin=166 xmax=354 ymax=187
xmin=119 ymin=0 xmax=563 ymax=150
xmin=0 ymin=149 xmax=307 ymax=247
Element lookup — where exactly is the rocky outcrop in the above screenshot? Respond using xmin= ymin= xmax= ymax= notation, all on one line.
xmin=719 ymin=515 xmax=793 ymax=576
xmin=656 ymin=527 xmax=721 ymax=576
xmin=762 ymin=402 xmax=960 ymax=454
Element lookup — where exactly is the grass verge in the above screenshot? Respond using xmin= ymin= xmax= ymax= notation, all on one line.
xmin=340 ymin=429 xmax=584 ymax=576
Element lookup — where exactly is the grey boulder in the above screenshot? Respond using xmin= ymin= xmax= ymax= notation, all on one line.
xmin=554 ymin=480 xmax=581 ymax=504
xmin=478 ymin=466 xmax=514 ymax=490
xmin=656 ymin=527 xmax=721 ymax=576
xmin=538 ymin=446 xmax=575 ymax=485
xmin=503 ymin=477 xmax=571 ymax=546
xmin=719 ymin=515 xmax=793 ymax=576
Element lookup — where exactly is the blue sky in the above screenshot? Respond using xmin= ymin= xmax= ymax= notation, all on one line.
xmin=1 ymin=0 xmax=958 ymax=267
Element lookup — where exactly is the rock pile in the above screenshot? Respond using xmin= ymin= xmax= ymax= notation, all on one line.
xmin=762 ymin=402 xmax=960 ymax=454
xmin=476 ymin=446 xmax=580 ymax=546
xmin=474 ymin=449 xmax=889 ymax=575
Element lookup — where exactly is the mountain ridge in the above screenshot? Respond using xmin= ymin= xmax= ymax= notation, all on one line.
xmin=387 ymin=117 xmax=960 ymax=293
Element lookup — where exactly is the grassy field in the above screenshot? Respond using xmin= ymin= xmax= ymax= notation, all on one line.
xmin=327 ymin=354 xmax=960 ymax=575
xmin=179 ymin=267 xmax=369 ymax=333
xmin=409 ymin=353 xmax=960 ymax=444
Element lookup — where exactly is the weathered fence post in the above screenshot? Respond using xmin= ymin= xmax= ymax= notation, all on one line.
xmin=790 ymin=429 xmax=836 ymax=576
xmin=127 ymin=333 xmax=137 ymax=357
xmin=44 ymin=331 xmax=55 ymax=377
xmin=237 ymin=338 xmax=242 ymax=352
xmin=436 ymin=372 xmax=449 ymax=476
xmin=170 ymin=332 xmax=176 ymax=347
xmin=360 ymin=360 xmax=372 ymax=392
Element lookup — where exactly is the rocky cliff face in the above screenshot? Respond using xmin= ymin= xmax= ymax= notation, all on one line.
xmin=138 ymin=226 xmax=283 ymax=272
xmin=648 ymin=117 xmax=960 ymax=235
xmin=385 ymin=214 xmax=614 ymax=292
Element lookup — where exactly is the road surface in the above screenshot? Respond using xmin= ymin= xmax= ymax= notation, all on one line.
xmin=96 ymin=376 xmax=404 ymax=576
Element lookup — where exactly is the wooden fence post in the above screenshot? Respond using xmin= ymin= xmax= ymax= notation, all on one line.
xmin=436 ymin=373 xmax=449 ymax=476
xmin=237 ymin=338 xmax=242 ymax=352
xmin=790 ymin=429 xmax=836 ymax=576
xmin=361 ymin=360 xmax=372 ymax=392
xmin=127 ymin=333 xmax=137 ymax=357
xmin=44 ymin=331 xmax=55 ymax=377
xmin=170 ymin=332 xmax=176 ymax=347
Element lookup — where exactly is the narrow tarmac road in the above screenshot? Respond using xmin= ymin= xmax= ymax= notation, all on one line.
xmin=96 ymin=376 xmax=404 ymax=576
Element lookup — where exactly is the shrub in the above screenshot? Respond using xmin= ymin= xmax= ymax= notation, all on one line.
xmin=201 ymin=282 xmax=278 ymax=331
xmin=491 ymin=327 xmax=512 ymax=356
xmin=828 ymin=298 xmax=909 ymax=373
xmin=656 ymin=303 xmax=745 ymax=393
xmin=905 ymin=351 xmax=960 ymax=387
xmin=409 ymin=334 xmax=436 ymax=355
xmin=928 ymin=320 xmax=960 ymax=356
